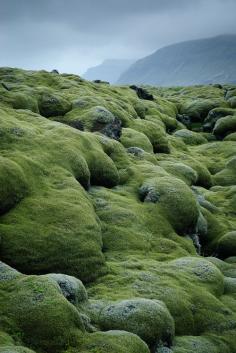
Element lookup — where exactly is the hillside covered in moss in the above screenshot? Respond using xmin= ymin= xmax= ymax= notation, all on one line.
xmin=0 ymin=68 xmax=236 ymax=353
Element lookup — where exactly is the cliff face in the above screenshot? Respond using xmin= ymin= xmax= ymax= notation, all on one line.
xmin=0 ymin=68 xmax=236 ymax=353
xmin=118 ymin=35 xmax=236 ymax=86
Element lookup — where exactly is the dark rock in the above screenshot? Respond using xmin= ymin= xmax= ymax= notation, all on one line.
xmin=211 ymin=83 xmax=223 ymax=89
xmin=129 ymin=85 xmax=154 ymax=101
xmin=51 ymin=69 xmax=59 ymax=74
xmin=69 ymin=120 xmax=84 ymax=131
xmin=93 ymin=79 xmax=110 ymax=85
xmin=176 ymin=114 xmax=192 ymax=128
xmin=38 ymin=93 xmax=71 ymax=117
xmin=102 ymin=117 xmax=122 ymax=140
xmin=47 ymin=273 xmax=88 ymax=305
xmin=127 ymin=147 xmax=145 ymax=157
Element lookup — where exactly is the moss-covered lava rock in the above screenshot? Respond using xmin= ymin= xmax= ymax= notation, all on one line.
xmin=0 ymin=68 xmax=236 ymax=353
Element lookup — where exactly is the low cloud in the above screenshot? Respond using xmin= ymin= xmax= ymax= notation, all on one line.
xmin=0 ymin=0 xmax=236 ymax=74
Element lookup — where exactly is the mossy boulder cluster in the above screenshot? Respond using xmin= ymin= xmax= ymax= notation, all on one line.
xmin=0 ymin=68 xmax=236 ymax=353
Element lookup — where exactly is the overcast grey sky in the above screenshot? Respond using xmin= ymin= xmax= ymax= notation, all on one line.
xmin=1 ymin=0 xmax=236 ymax=74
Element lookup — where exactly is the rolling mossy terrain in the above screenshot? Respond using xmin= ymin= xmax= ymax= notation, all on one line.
xmin=0 ymin=68 xmax=236 ymax=353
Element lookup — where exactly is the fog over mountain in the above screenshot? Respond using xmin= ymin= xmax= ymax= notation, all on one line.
xmin=83 ymin=59 xmax=135 ymax=83
xmin=1 ymin=0 xmax=236 ymax=74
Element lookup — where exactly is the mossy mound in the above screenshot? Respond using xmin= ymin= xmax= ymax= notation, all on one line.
xmin=173 ymin=335 xmax=230 ymax=353
xmin=173 ymin=129 xmax=207 ymax=145
xmin=214 ymin=156 xmax=236 ymax=186
xmin=46 ymin=273 xmax=88 ymax=306
xmin=98 ymin=298 xmax=174 ymax=346
xmin=0 ymin=157 xmax=28 ymax=214
xmin=158 ymin=161 xmax=198 ymax=186
xmin=213 ymin=116 xmax=236 ymax=139
xmin=218 ymin=232 xmax=236 ymax=258
xmin=38 ymin=92 xmax=71 ymax=117
xmin=179 ymin=99 xmax=226 ymax=122
xmin=224 ymin=132 xmax=236 ymax=141
xmin=73 ymin=330 xmax=150 ymax=353
xmin=139 ymin=176 xmax=199 ymax=234
xmin=203 ymin=107 xmax=235 ymax=132
xmin=120 ymin=128 xmax=153 ymax=153
xmin=0 ymin=262 xmax=85 ymax=353
xmin=130 ymin=119 xmax=170 ymax=153
xmin=228 ymin=96 xmax=236 ymax=109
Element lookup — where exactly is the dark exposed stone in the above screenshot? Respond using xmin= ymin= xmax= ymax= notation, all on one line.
xmin=176 ymin=114 xmax=192 ymax=128
xmin=47 ymin=273 xmax=88 ymax=305
xmin=211 ymin=83 xmax=223 ymax=89
xmin=38 ymin=93 xmax=71 ymax=117
xmin=93 ymin=79 xmax=110 ymax=85
xmin=51 ymin=69 xmax=59 ymax=74
xmin=127 ymin=147 xmax=145 ymax=157
xmin=69 ymin=120 xmax=84 ymax=131
xmin=102 ymin=117 xmax=122 ymax=140
xmin=129 ymin=85 xmax=154 ymax=101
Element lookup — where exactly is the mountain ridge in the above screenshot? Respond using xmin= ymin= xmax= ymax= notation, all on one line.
xmin=117 ymin=34 xmax=236 ymax=86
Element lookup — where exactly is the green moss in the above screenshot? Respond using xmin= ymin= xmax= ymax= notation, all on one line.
xmin=214 ymin=156 xmax=236 ymax=186
xmin=0 ymin=345 xmax=36 ymax=353
xmin=203 ymin=107 xmax=235 ymax=132
xmin=38 ymin=92 xmax=71 ymax=117
xmin=98 ymin=298 xmax=174 ymax=346
xmin=218 ymin=232 xmax=236 ymax=259
xmin=0 ymin=332 xmax=15 ymax=346
xmin=120 ymin=128 xmax=153 ymax=153
xmin=86 ymin=150 xmax=120 ymax=187
xmin=173 ymin=129 xmax=208 ymax=146
xmin=173 ymin=334 xmax=230 ymax=353
xmin=139 ymin=176 xmax=199 ymax=234
xmin=130 ymin=119 xmax=169 ymax=153
xmin=0 ymin=157 xmax=28 ymax=214
xmin=63 ymin=106 xmax=116 ymax=132
xmin=228 ymin=97 xmax=236 ymax=109
xmin=158 ymin=162 xmax=198 ymax=186
xmin=3 ymin=92 xmax=39 ymax=113
xmin=71 ymin=330 xmax=150 ymax=353
xmin=46 ymin=273 xmax=88 ymax=306
xmin=0 ymin=263 xmax=84 ymax=353
xmin=224 ymin=132 xmax=236 ymax=141
xmin=180 ymin=99 xmax=227 ymax=122
xmin=0 ymin=68 xmax=236 ymax=353
xmin=0 ymin=191 xmax=107 ymax=282
xmin=213 ymin=116 xmax=236 ymax=139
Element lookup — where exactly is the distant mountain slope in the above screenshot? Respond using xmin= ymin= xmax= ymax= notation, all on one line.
xmin=117 ymin=35 xmax=236 ymax=86
xmin=83 ymin=59 xmax=134 ymax=84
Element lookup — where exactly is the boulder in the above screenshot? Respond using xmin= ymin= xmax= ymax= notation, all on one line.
xmin=139 ymin=176 xmax=199 ymax=234
xmin=78 ymin=330 xmax=150 ymax=353
xmin=213 ymin=115 xmax=236 ymax=139
xmin=173 ymin=129 xmax=207 ymax=145
xmin=130 ymin=85 xmax=154 ymax=101
xmin=99 ymin=298 xmax=174 ymax=346
xmin=38 ymin=93 xmax=71 ymax=117
xmin=46 ymin=273 xmax=88 ymax=305
xmin=0 ymin=157 xmax=28 ymax=215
